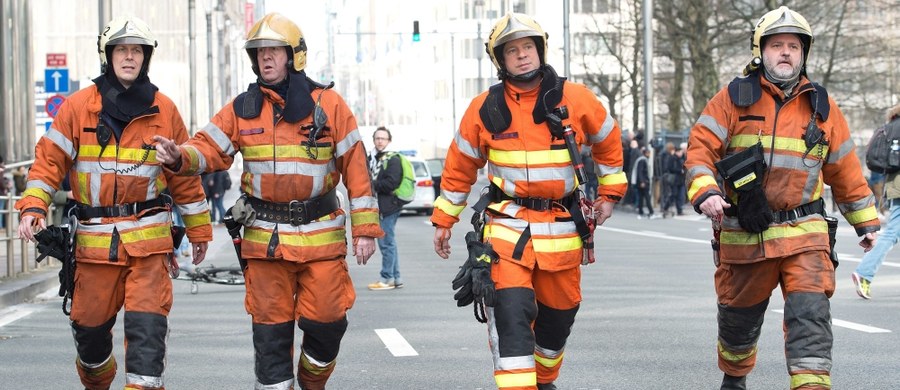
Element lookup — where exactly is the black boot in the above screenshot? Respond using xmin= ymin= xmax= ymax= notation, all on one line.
xmin=721 ymin=373 xmax=747 ymax=390
xmin=537 ymin=383 xmax=557 ymax=390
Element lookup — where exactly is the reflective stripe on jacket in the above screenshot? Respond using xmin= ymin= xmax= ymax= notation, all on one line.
xmin=686 ymin=74 xmax=879 ymax=263
xmin=16 ymin=85 xmax=212 ymax=263
xmin=176 ymin=84 xmax=382 ymax=262
xmin=431 ymin=80 xmax=625 ymax=270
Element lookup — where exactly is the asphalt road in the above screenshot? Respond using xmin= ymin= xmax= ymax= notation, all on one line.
xmin=1 ymin=185 xmax=899 ymax=389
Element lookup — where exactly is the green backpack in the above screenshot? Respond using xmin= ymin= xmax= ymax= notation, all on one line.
xmin=382 ymin=152 xmax=416 ymax=203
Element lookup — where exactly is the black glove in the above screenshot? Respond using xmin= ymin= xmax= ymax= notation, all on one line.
xmin=452 ymin=232 xmax=498 ymax=307
xmin=451 ymin=262 xmax=475 ymax=307
xmin=34 ymin=226 xmax=70 ymax=263
xmin=736 ymin=186 xmax=772 ymax=233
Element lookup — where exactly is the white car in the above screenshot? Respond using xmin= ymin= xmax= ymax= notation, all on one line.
xmin=401 ymin=157 xmax=436 ymax=215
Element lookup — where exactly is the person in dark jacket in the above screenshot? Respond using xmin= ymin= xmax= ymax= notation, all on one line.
xmin=367 ymin=126 xmax=405 ymax=290
xmin=631 ymin=147 xmax=655 ymax=218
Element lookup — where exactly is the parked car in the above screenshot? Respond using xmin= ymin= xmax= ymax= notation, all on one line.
xmin=425 ymin=157 xmax=444 ymax=199
xmin=401 ymin=157 xmax=436 ymax=215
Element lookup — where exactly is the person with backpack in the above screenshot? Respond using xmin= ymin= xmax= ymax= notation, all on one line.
xmin=368 ymin=126 xmax=410 ymax=290
xmin=853 ymin=103 xmax=900 ymax=299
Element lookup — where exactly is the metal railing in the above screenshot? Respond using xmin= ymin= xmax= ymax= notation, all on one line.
xmin=0 ymin=160 xmax=57 ymax=279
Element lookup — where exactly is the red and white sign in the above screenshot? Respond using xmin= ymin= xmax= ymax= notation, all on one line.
xmin=46 ymin=53 xmax=67 ymax=67
xmin=45 ymin=94 xmax=66 ymax=118
xmin=245 ymin=2 xmax=255 ymax=34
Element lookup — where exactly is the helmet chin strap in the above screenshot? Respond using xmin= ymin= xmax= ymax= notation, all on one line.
xmin=506 ymin=64 xmax=545 ymax=83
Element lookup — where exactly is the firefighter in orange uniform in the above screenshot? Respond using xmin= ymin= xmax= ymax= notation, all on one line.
xmin=153 ymin=13 xmax=381 ymax=390
xmin=685 ymin=7 xmax=879 ymax=389
xmin=432 ymin=13 xmax=626 ymax=390
xmin=17 ymin=16 xmax=212 ymax=390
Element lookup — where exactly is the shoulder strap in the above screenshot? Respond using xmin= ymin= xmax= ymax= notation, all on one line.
xmin=728 ymin=72 xmax=762 ymax=108
xmin=479 ymin=83 xmax=512 ymax=134
xmin=233 ymin=84 xmax=264 ymax=119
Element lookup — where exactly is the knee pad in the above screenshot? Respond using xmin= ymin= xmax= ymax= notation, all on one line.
xmin=718 ymin=299 xmax=769 ymax=349
xmin=534 ymin=301 xmax=578 ymax=351
xmin=253 ymin=321 xmax=295 ymax=385
xmin=493 ymin=287 xmax=537 ymax=357
xmin=123 ymin=311 xmax=168 ymax=376
xmin=299 ymin=316 xmax=348 ymax=363
xmin=72 ymin=316 xmax=116 ymax=364
xmin=784 ymin=292 xmax=832 ymax=363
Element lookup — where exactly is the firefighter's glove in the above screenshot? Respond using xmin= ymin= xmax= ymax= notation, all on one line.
xmin=736 ymin=187 xmax=772 ymax=233
xmin=452 ymin=232 xmax=499 ymax=307
xmin=231 ymin=197 xmax=257 ymax=227
xmin=34 ymin=225 xmax=70 ymax=263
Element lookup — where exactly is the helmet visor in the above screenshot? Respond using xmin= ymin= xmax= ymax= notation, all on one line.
xmin=245 ymin=38 xmax=290 ymax=49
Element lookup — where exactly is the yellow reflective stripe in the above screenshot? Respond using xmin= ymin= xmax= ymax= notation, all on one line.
xmin=494 ymin=372 xmax=536 ymax=388
xmin=183 ymin=212 xmax=211 ymax=228
xmin=488 ymin=149 xmax=570 ymax=165
xmin=598 ymin=171 xmax=626 ymax=186
xmin=487 ymin=200 xmax=515 ymax=213
xmin=351 ymin=211 xmax=380 ymax=226
xmin=77 ymin=234 xmax=112 ymax=248
xmin=489 ymin=224 xmax=581 ymax=253
xmin=434 ymin=197 xmax=465 ymax=217
xmin=718 ymin=340 xmax=756 ymax=362
xmin=185 ymin=147 xmax=202 ymax=174
xmin=22 ymin=188 xmax=51 ymax=205
xmin=844 ymin=206 xmax=878 ymax=225
xmin=688 ymin=175 xmax=719 ymax=200
xmin=244 ymin=228 xmax=346 ymax=247
xmin=119 ymin=224 xmax=170 ymax=243
xmin=78 ymin=145 xmax=117 ymax=158
xmin=790 ymin=373 xmax=830 ymax=389
xmin=730 ymin=134 xmax=808 ymax=154
xmin=720 ymin=220 xmax=828 ymax=245
xmin=534 ymin=352 xmax=563 ymax=368
xmin=242 ymin=145 xmax=334 ymax=161
xmin=118 ymin=148 xmax=156 ymax=162
xmin=76 ymin=171 xmax=89 ymax=204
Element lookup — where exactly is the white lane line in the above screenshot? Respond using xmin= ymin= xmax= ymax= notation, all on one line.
xmin=375 ymin=328 xmax=419 ymax=357
xmin=773 ymin=310 xmax=891 ymax=333
xmin=599 ymin=226 xmax=709 ymax=244
xmin=0 ymin=306 xmax=39 ymax=328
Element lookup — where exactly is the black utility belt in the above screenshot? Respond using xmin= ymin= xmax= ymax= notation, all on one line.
xmin=770 ymin=198 xmax=825 ymax=224
xmin=247 ymin=188 xmax=339 ymax=226
xmin=75 ymin=197 xmax=170 ymax=220
xmin=489 ymin=185 xmax=575 ymax=211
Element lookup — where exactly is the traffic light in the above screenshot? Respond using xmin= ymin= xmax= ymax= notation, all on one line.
xmin=413 ymin=20 xmax=421 ymax=42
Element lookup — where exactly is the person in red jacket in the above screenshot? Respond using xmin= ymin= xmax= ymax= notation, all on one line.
xmin=17 ymin=16 xmax=212 ymax=390
xmin=686 ymin=7 xmax=879 ymax=389
xmin=154 ymin=13 xmax=381 ymax=390
xmin=432 ymin=12 xmax=626 ymax=390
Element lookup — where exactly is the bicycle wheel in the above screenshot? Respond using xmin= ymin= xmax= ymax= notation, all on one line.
xmin=198 ymin=266 xmax=245 ymax=285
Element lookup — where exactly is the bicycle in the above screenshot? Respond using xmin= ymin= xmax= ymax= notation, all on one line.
xmin=172 ymin=261 xmax=245 ymax=294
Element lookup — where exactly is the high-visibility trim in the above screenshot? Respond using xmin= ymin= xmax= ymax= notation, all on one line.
xmin=598 ymin=171 xmax=627 ymax=186
xmin=73 ymin=160 xmax=160 ymax=178
xmin=350 ymin=211 xmax=380 ymax=226
xmin=76 ymin=171 xmax=90 ymax=204
xmin=489 ymin=164 xmax=574 ymax=183
xmin=534 ymin=351 xmax=563 ymax=368
xmin=434 ymin=197 xmax=465 ymax=217
xmin=201 ymin=122 xmax=237 ymax=156
xmin=596 ymin=163 xmax=620 ymax=176
xmin=488 ymin=149 xmax=571 ymax=165
xmin=496 ymin=355 xmax=535 ymax=370
xmin=697 ymin=115 xmax=729 ymax=142
xmin=591 ymin=114 xmax=617 ymax=143
xmin=730 ymin=134 xmax=811 ymax=155
xmin=790 ymin=373 xmax=830 ymax=389
xmin=44 ymin=128 xmax=77 ymax=161
xmin=177 ymin=199 xmax=209 ymax=216
xmin=335 ymin=128 xmax=361 ymax=158
xmin=827 ymin=138 xmax=854 ymax=163
xmin=243 ymin=160 xmax=334 ymax=176
xmin=183 ymin=212 xmax=211 ymax=228
xmin=718 ymin=340 xmax=756 ymax=362
xmin=300 ymin=351 xmax=333 ymax=374
xmin=488 ymin=224 xmax=581 ymax=252
xmin=350 ymin=195 xmax=379 ymax=211
xmin=844 ymin=206 xmax=878 ymax=225
xmin=78 ymin=144 xmax=117 ymax=159
xmin=119 ymin=224 xmax=171 ymax=244
xmin=77 ymin=233 xmax=112 ymax=248
xmin=441 ymin=189 xmax=469 ymax=204
xmin=495 ymin=372 xmax=537 ymax=387
xmin=454 ymin=131 xmax=483 ymax=159
xmin=24 ymin=179 xmax=55 ymax=195
xmin=244 ymin=228 xmax=346 ymax=247
xmin=241 ymin=144 xmax=335 ymax=161
xmin=491 ymin=175 xmax=516 ymax=195
xmin=183 ymin=145 xmax=207 ymax=175
xmin=22 ymin=188 xmax=51 ymax=204
xmin=688 ymin=175 xmax=720 ymax=200
xmin=720 ymin=220 xmax=828 ymax=244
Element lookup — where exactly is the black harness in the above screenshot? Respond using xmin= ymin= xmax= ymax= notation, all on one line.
xmin=246 ymin=188 xmax=340 ymax=226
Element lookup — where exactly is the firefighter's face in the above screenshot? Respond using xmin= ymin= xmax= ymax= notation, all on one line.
xmin=502 ymin=37 xmax=539 ymax=77
xmin=373 ymin=130 xmax=391 ymax=152
xmin=762 ymin=33 xmax=803 ymax=81
xmin=257 ymin=46 xmax=289 ymax=84
xmin=111 ymin=44 xmax=144 ymax=88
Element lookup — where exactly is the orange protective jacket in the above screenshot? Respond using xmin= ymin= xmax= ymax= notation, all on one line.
xmin=686 ymin=74 xmax=879 ymax=263
xmin=431 ymin=80 xmax=626 ymax=271
xmin=173 ymin=83 xmax=382 ymax=262
xmin=16 ymin=85 xmax=212 ymax=264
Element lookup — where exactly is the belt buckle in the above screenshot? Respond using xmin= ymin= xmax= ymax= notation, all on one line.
xmin=117 ymin=203 xmax=136 ymax=217
xmin=539 ymin=198 xmax=551 ymax=210
xmin=289 ymin=200 xmax=305 ymax=226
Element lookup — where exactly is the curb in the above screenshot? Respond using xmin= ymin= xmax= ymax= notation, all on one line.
xmin=0 ymin=266 xmax=60 ymax=310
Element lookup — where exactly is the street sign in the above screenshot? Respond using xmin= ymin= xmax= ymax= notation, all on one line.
xmin=45 ymin=94 xmax=66 ymax=118
xmin=46 ymin=53 xmax=67 ymax=67
xmin=44 ymin=68 xmax=69 ymax=93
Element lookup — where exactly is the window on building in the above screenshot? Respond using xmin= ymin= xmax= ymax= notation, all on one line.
xmin=574 ymin=32 xmax=617 ymax=56
xmin=576 ymin=0 xmax=618 ymax=14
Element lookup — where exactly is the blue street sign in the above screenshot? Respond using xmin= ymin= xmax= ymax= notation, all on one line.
xmin=44 ymin=68 xmax=69 ymax=93
xmin=45 ymin=94 xmax=66 ymax=118
xmin=45 ymin=121 xmax=52 ymax=132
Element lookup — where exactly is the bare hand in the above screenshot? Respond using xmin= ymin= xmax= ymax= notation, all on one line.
xmin=192 ymin=242 xmax=209 ymax=265
xmin=17 ymin=215 xmax=46 ymax=242
xmin=353 ymin=236 xmax=375 ymax=265
xmin=699 ymin=195 xmax=731 ymax=219
xmin=434 ymin=227 xmax=452 ymax=259
xmin=152 ymin=135 xmax=182 ymax=167
xmin=860 ymin=232 xmax=877 ymax=252
xmin=593 ymin=198 xmax=615 ymax=226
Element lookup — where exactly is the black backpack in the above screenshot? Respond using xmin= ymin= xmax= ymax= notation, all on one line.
xmin=865 ymin=119 xmax=900 ymax=174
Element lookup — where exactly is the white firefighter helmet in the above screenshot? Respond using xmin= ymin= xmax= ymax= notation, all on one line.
xmin=97 ymin=15 xmax=157 ymax=75
xmin=245 ymin=13 xmax=307 ymax=75
xmin=748 ymin=6 xmax=813 ymax=75
xmin=485 ymin=13 xmax=548 ymax=79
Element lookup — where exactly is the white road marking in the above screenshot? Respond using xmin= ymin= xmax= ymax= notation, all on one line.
xmin=0 ymin=305 xmax=40 ymax=327
xmin=375 ymin=328 xmax=419 ymax=357
xmin=773 ymin=310 xmax=891 ymax=333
